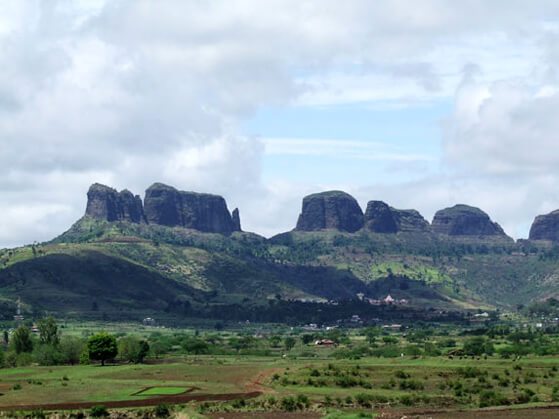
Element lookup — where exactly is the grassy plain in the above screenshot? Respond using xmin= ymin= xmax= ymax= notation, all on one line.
xmin=0 ymin=354 xmax=557 ymax=417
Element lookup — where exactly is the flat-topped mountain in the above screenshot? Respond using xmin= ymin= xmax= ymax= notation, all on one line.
xmin=529 ymin=209 xmax=559 ymax=241
xmin=364 ymin=201 xmax=429 ymax=233
xmin=86 ymin=183 xmax=145 ymax=223
xmin=293 ymin=191 xmax=509 ymax=238
xmin=431 ymin=204 xmax=509 ymax=238
xmin=85 ymin=182 xmax=241 ymax=235
xmin=144 ymin=183 xmax=240 ymax=234
xmin=295 ymin=190 xmax=364 ymax=233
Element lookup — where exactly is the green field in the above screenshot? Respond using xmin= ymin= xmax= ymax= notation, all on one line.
xmin=0 ymin=354 xmax=557 ymax=417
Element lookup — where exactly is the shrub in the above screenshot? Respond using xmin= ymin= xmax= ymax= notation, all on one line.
xmin=154 ymin=403 xmax=170 ymax=417
xmin=479 ymin=390 xmax=509 ymax=408
xmin=399 ymin=379 xmax=424 ymax=391
xmin=400 ymin=395 xmax=414 ymax=406
xmin=89 ymin=405 xmax=109 ymax=417
xmin=29 ymin=409 xmax=45 ymax=419
xmin=281 ymin=396 xmax=297 ymax=411
xmin=354 ymin=393 xmax=372 ymax=407
xmin=394 ymin=370 xmax=410 ymax=379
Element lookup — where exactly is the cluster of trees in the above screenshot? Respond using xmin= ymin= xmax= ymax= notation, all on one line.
xmin=3 ymin=318 xmax=150 ymax=367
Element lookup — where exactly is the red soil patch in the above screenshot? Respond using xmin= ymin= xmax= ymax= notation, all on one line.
xmin=208 ymin=413 xmax=321 ymax=419
xmin=0 ymin=391 xmax=262 ymax=412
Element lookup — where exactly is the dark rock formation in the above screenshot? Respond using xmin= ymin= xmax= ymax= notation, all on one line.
xmin=295 ymin=191 xmax=364 ymax=233
xmin=394 ymin=209 xmax=430 ymax=232
xmin=432 ymin=204 xmax=506 ymax=236
xmin=143 ymin=183 xmax=238 ymax=234
xmin=363 ymin=201 xmax=398 ymax=233
xmin=529 ymin=210 xmax=559 ymax=241
xmin=85 ymin=183 xmax=145 ymax=223
xmin=232 ymin=208 xmax=241 ymax=232
xmin=364 ymin=200 xmax=430 ymax=233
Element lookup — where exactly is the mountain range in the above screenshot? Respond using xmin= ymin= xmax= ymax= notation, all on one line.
xmin=1 ymin=182 xmax=559 ymax=324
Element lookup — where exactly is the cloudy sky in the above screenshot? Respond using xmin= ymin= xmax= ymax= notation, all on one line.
xmin=1 ymin=0 xmax=559 ymax=247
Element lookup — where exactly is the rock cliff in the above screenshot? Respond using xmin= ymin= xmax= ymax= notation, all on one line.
xmin=295 ymin=191 xmax=364 ymax=233
xmin=529 ymin=210 xmax=559 ymax=241
xmin=432 ymin=204 xmax=507 ymax=237
xmin=85 ymin=183 xmax=145 ymax=223
xmin=143 ymin=183 xmax=240 ymax=234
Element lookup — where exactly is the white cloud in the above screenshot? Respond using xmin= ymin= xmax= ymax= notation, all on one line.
xmin=2 ymin=1 xmax=559 ymax=244
xmin=263 ymin=137 xmax=433 ymax=162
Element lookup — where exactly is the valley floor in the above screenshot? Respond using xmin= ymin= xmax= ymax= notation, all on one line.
xmin=0 ymin=355 xmax=558 ymax=417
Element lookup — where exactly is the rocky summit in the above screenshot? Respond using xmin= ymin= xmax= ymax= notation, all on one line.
xmin=143 ymin=183 xmax=240 ymax=234
xmin=529 ymin=209 xmax=559 ymax=241
xmin=364 ymin=201 xmax=431 ymax=233
xmin=86 ymin=183 xmax=145 ymax=223
xmin=85 ymin=182 xmax=241 ymax=235
xmin=363 ymin=201 xmax=398 ymax=233
xmin=295 ymin=191 xmax=364 ymax=233
xmin=431 ymin=204 xmax=507 ymax=237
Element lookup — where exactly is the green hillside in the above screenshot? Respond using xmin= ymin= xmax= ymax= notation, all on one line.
xmin=1 ymin=217 xmax=559 ymax=323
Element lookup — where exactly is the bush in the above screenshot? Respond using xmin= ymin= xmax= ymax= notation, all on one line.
xmin=280 ymin=396 xmax=297 ymax=411
xmin=354 ymin=393 xmax=372 ymax=407
xmin=33 ymin=344 xmax=64 ymax=366
xmin=479 ymin=390 xmax=509 ymax=408
xmin=29 ymin=409 xmax=45 ymax=419
xmin=399 ymin=379 xmax=424 ymax=391
xmin=89 ymin=405 xmax=109 ymax=417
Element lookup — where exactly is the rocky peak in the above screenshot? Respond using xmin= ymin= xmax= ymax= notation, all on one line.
xmin=85 ymin=183 xmax=145 ymax=223
xmin=529 ymin=210 xmax=559 ymax=241
xmin=394 ymin=209 xmax=430 ymax=232
xmin=364 ymin=200 xmax=429 ymax=233
xmin=143 ymin=183 xmax=239 ymax=234
xmin=232 ymin=208 xmax=241 ymax=232
xmin=295 ymin=191 xmax=364 ymax=233
xmin=363 ymin=201 xmax=398 ymax=233
xmin=432 ymin=204 xmax=507 ymax=236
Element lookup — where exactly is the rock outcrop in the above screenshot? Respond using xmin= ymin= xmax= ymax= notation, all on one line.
xmin=529 ymin=210 xmax=559 ymax=241
xmin=232 ymin=208 xmax=241 ymax=232
xmin=295 ymin=191 xmax=364 ymax=233
xmin=143 ymin=183 xmax=240 ymax=234
xmin=363 ymin=201 xmax=398 ymax=233
xmin=85 ymin=183 xmax=145 ymax=223
xmin=364 ymin=200 xmax=430 ymax=233
xmin=432 ymin=204 xmax=506 ymax=236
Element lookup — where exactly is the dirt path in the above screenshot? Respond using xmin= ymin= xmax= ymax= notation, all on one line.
xmin=0 ymin=391 xmax=262 ymax=412
xmin=377 ymin=405 xmax=559 ymax=418
xmin=244 ymin=368 xmax=282 ymax=394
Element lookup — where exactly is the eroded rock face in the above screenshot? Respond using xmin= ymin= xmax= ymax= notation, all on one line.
xmin=232 ymin=208 xmax=241 ymax=232
xmin=529 ymin=210 xmax=559 ymax=241
xmin=143 ymin=183 xmax=239 ymax=234
xmin=363 ymin=201 xmax=398 ymax=233
xmin=364 ymin=200 xmax=430 ymax=233
xmin=85 ymin=183 xmax=145 ymax=223
xmin=295 ymin=191 xmax=364 ymax=233
xmin=394 ymin=209 xmax=430 ymax=232
xmin=432 ymin=204 xmax=506 ymax=236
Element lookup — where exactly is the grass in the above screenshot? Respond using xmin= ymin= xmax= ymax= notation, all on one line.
xmin=0 ymin=354 xmax=557 ymax=414
xmin=135 ymin=386 xmax=188 ymax=396
xmin=369 ymin=261 xmax=451 ymax=284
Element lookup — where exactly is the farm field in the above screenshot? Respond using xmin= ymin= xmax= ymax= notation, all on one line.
xmin=0 ymin=354 xmax=558 ymax=417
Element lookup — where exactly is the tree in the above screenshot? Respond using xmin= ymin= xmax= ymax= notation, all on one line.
xmin=463 ymin=337 xmax=494 ymax=356
xmin=284 ymin=336 xmax=296 ymax=351
xmin=59 ymin=336 xmax=84 ymax=365
xmin=38 ymin=316 xmax=59 ymax=346
xmin=364 ymin=327 xmax=381 ymax=345
xmin=88 ymin=333 xmax=117 ymax=366
xmin=118 ymin=336 xmax=150 ymax=363
xmin=12 ymin=326 xmax=33 ymax=354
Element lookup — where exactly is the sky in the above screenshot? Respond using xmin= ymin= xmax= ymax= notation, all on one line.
xmin=2 ymin=1 xmax=559 ymax=247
